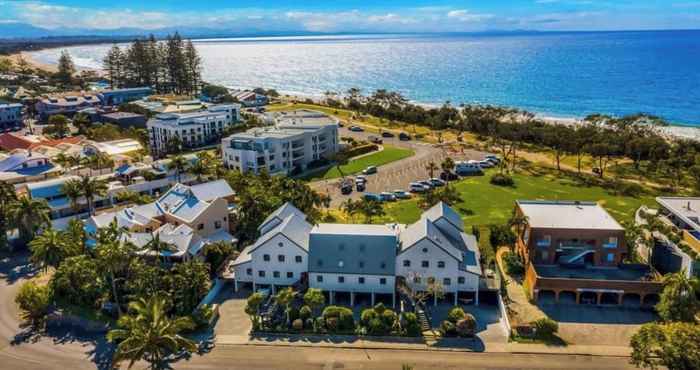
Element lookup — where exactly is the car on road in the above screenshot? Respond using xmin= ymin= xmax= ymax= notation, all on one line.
xmin=393 ymin=190 xmax=411 ymax=199
xmin=349 ymin=125 xmax=364 ymax=132
xmin=440 ymin=171 xmax=459 ymax=181
xmin=356 ymin=182 xmax=366 ymax=192
xmin=455 ymin=161 xmax=484 ymax=176
xmin=355 ymin=175 xmax=367 ymax=183
xmin=364 ymin=193 xmax=382 ymax=201
xmin=341 ymin=181 xmax=353 ymax=195
xmin=409 ymin=182 xmax=429 ymax=192
xmin=379 ymin=192 xmax=396 ymax=202
xmin=399 ymin=132 xmax=411 ymax=141
xmin=362 ymin=166 xmax=378 ymax=175
xmin=368 ymin=136 xmax=383 ymax=144
xmin=381 ymin=131 xmax=395 ymax=138
xmin=485 ymin=155 xmax=500 ymax=163
xmin=429 ymin=178 xmax=446 ymax=187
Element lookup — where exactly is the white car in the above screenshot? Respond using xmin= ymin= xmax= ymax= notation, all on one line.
xmin=479 ymin=160 xmax=495 ymax=168
xmin=409 ymin=182 xmax=429 ymax=192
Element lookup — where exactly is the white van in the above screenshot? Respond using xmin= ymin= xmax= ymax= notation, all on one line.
xmin=455 ymin=161 xmax=483 ymax=176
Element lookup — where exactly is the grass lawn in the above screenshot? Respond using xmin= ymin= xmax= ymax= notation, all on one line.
xmin=383 ymin=170 xmax=657 ymax=228
xmin=303 ymin=145 xmax=414 ymax=180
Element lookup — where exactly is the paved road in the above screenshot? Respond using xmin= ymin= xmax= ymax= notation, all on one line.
xmin=311 ymin=126 xmax=489 ymax=207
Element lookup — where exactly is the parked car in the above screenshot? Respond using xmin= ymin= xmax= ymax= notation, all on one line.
xmin=478 ymin=160 xmax=495 ymax=168
xmin=381 ymin=131 xmax=395 ymax=138
xmin=338 ymin=122 xmax=344 ymax=127
xmin=429 ymin=178 xmax=446 ymax=187
xmin=364 ymin=193 xmax=382 ymax=201
xmin=418 ymin=180 xmax=433 ymax=189
xmin=379 ymin=192 xmax=396 ymax=202
xmin=409 ymin=182 xmax=429 ymax=193
xmin=485 ymin=155 xmax=500 ymax=163
xmin=356 ymin=182 xmax=366 ymax=192
xmin=393 ymin=190 xmax=412 ymax=199
xmin=455 ymin=161 xmax=483 ymax=176
xmin=363 ymin=166 xmax=378 ymax=175
xmin=368 ymin=136 xmax=383 ymax=144
xmin=355 ymin=175 xmax=367 ymax=183
xmin=399 ymin=132 xmax=411 ymax=141
xmin=440 ymin=171 xmax=459 ymax=181
xmin=349 ymin=125 xmax=364 ymax=132
xmin=341 ymin=181 xmax=353 ymax=195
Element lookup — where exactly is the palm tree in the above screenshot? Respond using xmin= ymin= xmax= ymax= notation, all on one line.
xmin=144 ymin=233 xmax=174 ymax=265
xmin=275 ymin=287 xmax=296 ymax=325
xmin=95 ymin=238 xmax=135 ymax=316
xmin=441 ymin=157 xmax=455 ymax=174
xmin=509 ymin=211 xmax=530 ymax=246
xmin=358 ymin=198 xmax=385 ymax=223
xmin=78 ymin=175 xmax=108 ymax=215
xmin=107 ymin=295 xmax=196 ymax=369
xmin=425 ymin=161 xmax=439 ymax=179
xmin=342 ymin=199 xmax=359 ymax=222
xmin=656 ymin=271 xmax=700 ymax=322
xmin=62 ymin=178 xmax=84 ymax=212
xmin=28 ymin=229 xmax=72 ymax=272
xmin=53 ymin=152 xmax=70 ymax=170
xmin=188 ymin=160 xmax=210 ymax=183
xmin=9 ymin=197 xmax=50 ymax=243
xmin=169 ymin=155 xmax=189 ymax=183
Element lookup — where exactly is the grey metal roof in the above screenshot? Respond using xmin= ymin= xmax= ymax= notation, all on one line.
xmin=422 ymin=201 xmax=464 ymax=231
xmin=190 ymin=180 xmax=234 ymax=201
xmin=516 ymin=200 xmax=624 ymax=231
xmin=258 ymin=202 xmax=306 ymax=232
xmin=308 ymin=224 xmax=398 ymax=276
xmin=234 ymin=212 xmax=312 ymax=266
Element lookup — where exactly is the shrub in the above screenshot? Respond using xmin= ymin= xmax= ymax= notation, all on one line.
xmin=471 ymin=225 xmax=481 ymax=241
xmin=50 ymin=255 xmax=102 ymax=307
xmin=292 ymin=318 xmax=304 ymax=331
xmin=532 ymin=318 xmax=559 ymax=337
xmin=616 ymin=182 xmax=644 ymax=197
xmin=456 ymin=314 xmax=477 ymax=337
xmin=489 ymin=224 xmax=517 ymax=248
xmin=299 ymin=305 xmax=312 ymax=321
xmin=503 ymin=252 xmax=524 ymax=275
xmin=402 ymin=312 xmax=422 ymax=337
xmin=490 ymin=173 xmax=514 ymax=187
xmin=191 ymin=304 xmax=214 ymax=330
xmin=322 ymin=306 xmax=355 ymax=332
xmin=15 ymin=281 xmax=51 ymax=328
xmin=447 ymin=306 xmax=466 ymax=323
xmin=440 ymin=320 xmax=457 ymax=337
xmin=360 ymin=303 xmax=397 ymax=336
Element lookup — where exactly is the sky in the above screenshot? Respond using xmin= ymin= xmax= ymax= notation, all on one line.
xmin=1 ymin=0 xmax=699 ymax=33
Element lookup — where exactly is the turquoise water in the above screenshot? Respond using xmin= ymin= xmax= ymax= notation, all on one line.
xmin=30 ymin=31 xmax=700 ymax=125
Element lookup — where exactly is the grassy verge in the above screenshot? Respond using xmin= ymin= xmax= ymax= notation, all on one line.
xmin=510 ymin=332 xmax=568 ymax=346
xmin=303 ymin=145 xmax=414 ymax=181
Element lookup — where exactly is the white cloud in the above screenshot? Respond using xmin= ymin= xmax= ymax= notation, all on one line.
xmin=446 ymin=10 xmax=494 ymax=22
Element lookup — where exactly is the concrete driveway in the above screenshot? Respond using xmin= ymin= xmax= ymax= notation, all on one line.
xmin=311 ymin=126 xmax=489 ymax=207
xmin=212 ymin=284 xmax=252 ymax=342
xmin=425 ymin=303 xmax=508 ymax=344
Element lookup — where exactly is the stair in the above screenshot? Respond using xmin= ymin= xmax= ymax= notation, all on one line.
xmin=417 ymin=308 xmax=430 ymax=332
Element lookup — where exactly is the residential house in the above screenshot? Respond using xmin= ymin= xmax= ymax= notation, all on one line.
xmin=651 ymin=197 xmax=700 ymax=277
xmin=221 ymin=110 xmax=339 ymax=175
xmin=232 ymin=203 xmax=312 ymax=292
xmin=36 ymin=93 xmax=101 ymax=120
xmin=147 ymin=104 xmax=241 ymax=157
xmin=0 ymin=103 xmax=22 ymax=130
xmin=232 ymin=90 xmax=268 ymax=107
xmin=0 ymin=151 xmax=62 ymax=184
xmin=97 ymin=87 xmax=152 ymax=106
xmin=0 ymin=132 xmax=84 ymax=152
xmin=515 ymin=200 xmax=663 ymax=306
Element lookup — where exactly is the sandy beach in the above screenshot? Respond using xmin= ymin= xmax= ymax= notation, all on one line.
xmin=8 ymin=51 xmax=58 ymax=73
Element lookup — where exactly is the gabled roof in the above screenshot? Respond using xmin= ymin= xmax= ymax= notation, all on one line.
xmin=0 ymin=152 xmax=49 ymax=172
xmin=258 ymin=202 xmax=306 ymax=232
xmin=190 ymin=179 xmax=234 ymax=201
xmin=422 ymin=201 xmax=464 ymax=231
xmin=233 ymin=212 xmax=312 ymax=266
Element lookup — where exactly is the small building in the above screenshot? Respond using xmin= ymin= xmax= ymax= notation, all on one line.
xmin=0 ymin=151 xmax=61 ymax=184
xmin=82 ymin=138 xmax=143 ymax=157
xmin=100 ymin=111 xmax=147 ymax=128
xmin=98 ymin=87 xmax=152 ymax=106
xmin=232 ymin=90 xmax=268 ymax=107
xmin=36 ymin=93 xmax=101 ymax=120
xmin=0 ymin=103 xmax=23 ymax=131
xmin=0 ymin=132 xmax=83 ymax=152
xmin=515 ymin=200 xmax=663 ymax=307
xmin=653 ymin=197 xmax=700 ymax=277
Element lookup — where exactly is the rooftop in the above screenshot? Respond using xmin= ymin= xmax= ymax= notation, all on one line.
xmin=656 ymin=197 xmax=700 ymax=232
xmin=311 ymin=223 xmax=398 ymax=236
xmin=517 ymin=200 xmax=624 ymax=231
xmin=275 ymin=109 xmax=339 ymax=128
xmin=534 ymin=264 xmax=653 ymax=281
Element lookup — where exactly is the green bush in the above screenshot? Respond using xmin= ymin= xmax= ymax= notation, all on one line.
xmin=447 ymin=306 xmax=466 ymax=323
xmin=402 ymin=312 xmax=422 ymax=337
xmin=471 ymin=225 xmax=481 ymax=241
xmin=456 ymin=314 xmax=477 ymax=337
xmin=503 ymin=252 xmax=525 ymax=275
xmin=15 ymin=281 xmax=52 ymax=327
xmin=490 ymin=173 xmax=514 ymax=187
xmin=50 ymin=255 xmax=102 ymax=308
xmin=322 ymin=306 xmax=355 ymax=332
xmin=440 ymin=320 xmax=457 ymax=336
xmin=287 ymin=307 xmax=300 ymax=322
xmin=191 ymin=304 xmax=214 ymax=330
xmin=532 ymin=318 xmax=559 ymax=337
xmin=489 ymin=224 xmax=517 ymax=248
xmin=341 ymin=144 xmax=379 ymax=158
xmin=299 ymin=305 xmax=312 ymax=321
xmin=360 ymin=303 xmax=397 ymax=336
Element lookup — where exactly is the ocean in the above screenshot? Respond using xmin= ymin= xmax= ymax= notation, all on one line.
xmin=28 ymin=31 xmax=700 ymax=126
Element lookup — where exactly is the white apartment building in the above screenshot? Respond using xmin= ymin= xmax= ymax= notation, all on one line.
xmin=148 ymin=104 xmax=241 ymax=157
xmin=221 ymin=110 xmax=339 ymax=175
xmin=0 ymin=103 xmax=22 ymax=130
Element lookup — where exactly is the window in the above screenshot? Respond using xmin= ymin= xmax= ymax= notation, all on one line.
xmin=537 ymin=235 xmax=551 ymax=247
xmin=458 ymin=277 xmax=465 ymax=284
xmin=273 ymin=271 xmax=280 ymax=278
xmin=214 ymin=220 xmax=222 ymax=229
xmin=443 ymin=278 xmax=451 ymax=285
xmin=540 ymin=250 xmax=549 ymax=261
xmin=421 ymin=261 xmax=429 ymax=268
xmin=287 ymin=272 xmax=293 ymax=278
xmin=263 ymin=254 xmax=270 ymax=262
xmin=607 ymin=253 xmax=615 ymax=262
xmin=246 ymin=268 xmax=252 ymax=276
xmin=338 ymin=244 xmax=345 ymax=251
xmin=380 ymin=278 xmax=387 ymax=285
xmin=422 ymin=247 xmax=428 ymax=253
xmin=403 ymin=260 xmax=411 ymax=267
xmin=316 ymin=275 xmax=323 ymax=282
xmin=198 ymin=223 xmax=204 ymax=230
xmin=338 ymin=276 xmax=345 ymax=283
xmin=278 ymin=255 xmax=285 ymax=262
xmin=359 ymin=261 xmax=365 ymax=268
xmin=338 ymin=260 xmax=344 ymax=268
xmin=437 ymin=261 xmax=445 ymax=268
xmin=295 ymin=255 xmax=302 ymax=263
xmin=278 ymin=242 xmax=284 ymax=248
xmin=604 ymin=237 xmax=618 ymax=248
xmin=258 ymin=270 xmax=265 ymax=277
xmin=358 ymin=277 xmax=365 ymax=284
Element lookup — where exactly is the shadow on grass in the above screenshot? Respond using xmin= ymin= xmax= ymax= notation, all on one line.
xmin=511 ymin=333 xmax=568 ymax=347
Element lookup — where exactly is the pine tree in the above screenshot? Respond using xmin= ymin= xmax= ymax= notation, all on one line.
xmin=103 ymin=44 xmax=124 ymax=88
xmin=56 ymin=50 xmax=75 ymax=86
xmin=184 ymin=39 xmax=202 ymax=95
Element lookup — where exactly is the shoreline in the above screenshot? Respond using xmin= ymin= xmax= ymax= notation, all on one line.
xmin=16 ymin=51 xmax=700 ymax=140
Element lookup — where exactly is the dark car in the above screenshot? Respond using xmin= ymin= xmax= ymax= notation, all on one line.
xmin=356 ymin=182 xmax=366 ymax=192
xmin=399 ymin=132 xmax=411 ymax=141
xmin=440 ymin=171 xmax=459 ymax=181
xmin=381 ymin=131 xmax=395 ymax=138
xmin=341 ymin=182 xmax=353 ymax=195
xmin=368 ymin=136 xmax=383 ymax=144
xmin=349 ymin=126 xmax=364 ymax=132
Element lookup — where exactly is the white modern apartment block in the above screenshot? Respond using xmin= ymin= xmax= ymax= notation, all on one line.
xmin=148 ymin=104 xmax=241 ymax=156
xmin=221 ymin=110 xmax=339 ymax=175
xmin=232 ymin=203 xmax=312 ymax=292
xmin=232 ymin=201 xmax=482 ymax=307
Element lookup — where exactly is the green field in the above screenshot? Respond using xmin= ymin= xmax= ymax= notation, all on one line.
xmin=383 ymin=170 xmax=657 ymax=228
xmin=304 ymin=145 xmax=414 ymax=180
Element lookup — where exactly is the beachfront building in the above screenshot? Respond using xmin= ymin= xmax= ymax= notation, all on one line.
xmin=649 ymin=197 xmax=700 ymax=277
xmin=100 ymin=112 xmax=147 ymax=128
xmin=0 ymin=103 xmax=23 ymax=130
xmin=0 ymin=151 xmax=62 ymax=185
xmin=397 ymin=203 xmax=482 ymax=306
xmin=221 ymin=110 xmax=339 ymax=175
xmin=232 ymin=90 xmax=268 ymax=107
xmin=36 ymin=93 xmax=102 ymax=120
xmin=97 ymin=87 xmax=152 ymax=106
xmin=86 ymin=180 xmax=236 ymax=261
xmin=147 ymin=104 xmax=241 ymax=157
xmin=515 ymin=200 xmax=663 ymax=306
xmin=231 ymin=203 xmax=312 ymax=292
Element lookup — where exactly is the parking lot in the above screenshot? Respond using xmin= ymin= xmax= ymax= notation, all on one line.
xmin=310 ymin=126 xmax=490 ymax=207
